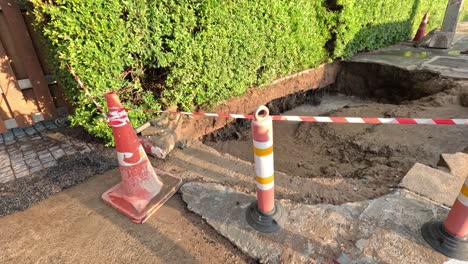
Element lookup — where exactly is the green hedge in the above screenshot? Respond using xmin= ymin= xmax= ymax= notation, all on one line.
xmin=32 ymin=0 xmax=332 ymax=144
xmin=462 ymin=1 xmax=468 ymax=22
xmin=333 ymin=0 xmax=447 ymax=58
xmin=32 ymin=0 xmax=159 ymax=142
xmin=31 ymin=0 xmax=447 ymax=144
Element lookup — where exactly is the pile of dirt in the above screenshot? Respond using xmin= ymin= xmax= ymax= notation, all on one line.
xmin=0 ymin=148 xmax=117 ymax=216
xmin=204 ymin=85 xmax=468 ymax=204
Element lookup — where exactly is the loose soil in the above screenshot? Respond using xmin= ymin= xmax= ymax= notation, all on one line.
xmin=204 ymin=85 xmax=468 ymax=204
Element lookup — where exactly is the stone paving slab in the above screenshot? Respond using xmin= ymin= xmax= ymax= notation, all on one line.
xmin=400 ymin=163 xmax=464 ymax=206
xmin=439 ymin=152 xmax=468 ymax=179
xmin=0 ymin=121 xmax=97 ymax=183
xmin=181 ymin=182 xmax=452 ymax=264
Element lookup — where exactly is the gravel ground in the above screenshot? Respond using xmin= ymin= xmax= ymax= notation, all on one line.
xmin=0 ymin=147 xmax=117 ymax=216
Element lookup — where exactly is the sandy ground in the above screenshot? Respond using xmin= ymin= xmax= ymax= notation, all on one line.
xmin=0 ymin=168 xmax=253 ymax=264
xmin=205 ymin=86 xmax=468 ymax=204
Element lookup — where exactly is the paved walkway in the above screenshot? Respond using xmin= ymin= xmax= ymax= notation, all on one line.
xmin=0 ymin=121 xmax=97 ymax=183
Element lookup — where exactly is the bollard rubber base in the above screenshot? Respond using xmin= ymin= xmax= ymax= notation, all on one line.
xmin=421 ymin=221 xmax=468 ymax=261
xmin=246 ymin=201 xmax=285 ymax=233
xmin=102 ymin=168 xmax=182 ymax=224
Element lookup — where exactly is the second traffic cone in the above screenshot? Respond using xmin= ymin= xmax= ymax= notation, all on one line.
xmin=421 ymin=176 xmax=468 ymax=260
xmin=102 ymin=92 xmax=182 ymax=223
xmin=413 ymin=12 xmax=429 ymax=42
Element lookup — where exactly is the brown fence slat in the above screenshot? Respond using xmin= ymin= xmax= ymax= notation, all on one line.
xmin=23 ymin=12 xmax=52 ymax=75
xmin=0 ymin=90 xmax=7 ymax=133
xmin=0 ymin=116 xmax=6 ymax=133
xmin=0 ymin=40 xmax=36 ymax=127
xmin=0 ymin=92 xmax=13 ymax=120
xmin=0 ymin=6 xmax=27 ymax=79
xmin=0 ymin=0 xmax=57 ymax=119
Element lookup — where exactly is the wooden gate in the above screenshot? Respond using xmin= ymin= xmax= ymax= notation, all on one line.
xmin=0 ymin=1 xmax=69 ymax=133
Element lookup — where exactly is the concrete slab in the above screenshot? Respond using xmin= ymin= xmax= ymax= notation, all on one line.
xmin=181 ymin=182 xmax=450 ymax=264
xmin=401 ymin=163 xmax=464 ymax=206
xmin=422 ymin=56 xmax=468 ymax=79
xmin=439 ymin=152 xmax=468 ymax=178
xmin=350 ymin=34 xmax=468 ymax=79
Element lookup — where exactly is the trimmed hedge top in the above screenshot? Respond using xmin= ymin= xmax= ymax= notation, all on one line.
xmin=32 ymin=0 xmax=448 ymax=144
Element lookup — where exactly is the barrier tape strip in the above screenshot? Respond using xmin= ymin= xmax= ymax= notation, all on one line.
xmin=66 ymin=64 xmax=106 ymax=116
xmin=124 ymin=108 xmax=468 ymax=125
xmin=67 ymin=66 xmax=468 ymax=126
xmin=131 ymin=108 xmax=468 ymax=125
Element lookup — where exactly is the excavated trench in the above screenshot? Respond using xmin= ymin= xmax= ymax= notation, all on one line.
xmin=203 ymin=62 xmax=468 ymax=204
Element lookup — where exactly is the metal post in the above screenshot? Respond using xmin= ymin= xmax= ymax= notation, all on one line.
xmin=428 ymin=0 xmax=464 ymax=49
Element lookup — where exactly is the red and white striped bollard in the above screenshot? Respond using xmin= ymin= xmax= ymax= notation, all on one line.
xmin=246 ymin=106 xmax=285 ymax=233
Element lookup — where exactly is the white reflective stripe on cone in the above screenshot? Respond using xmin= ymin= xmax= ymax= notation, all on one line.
xmin=256 ymin=181 xmax=274 ymax=190
xmin=457 ymin=193 xmax=468 ymax=207
xmin=254 ymin=155 xmax=274 ymax=177
xmin=253 ymin=139 xmax=273 ymax=149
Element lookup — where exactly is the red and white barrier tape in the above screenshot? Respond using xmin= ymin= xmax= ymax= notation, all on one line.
xmin=66 ymin=66 xmax=468 ymax=126
xmin=124 ymin=108 xmax=468 ymax=125
xmin=66 ymin=64 xmax=106 ymax=116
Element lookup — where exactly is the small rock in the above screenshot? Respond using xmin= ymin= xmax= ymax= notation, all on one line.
xmin=355 ymin=239 xmax=367 ymax=251
xmin=353 ymin=187 xmax=358 ymax=191
xmin=176 ymin=140 xmax=189 ymax=149
xmin=232 ymin=132 xmax=242 ymax=140
xmin=139 ymin=131 xmax=177 ymax=159
xmin=140 ymin=126 xmax=167 ymax=137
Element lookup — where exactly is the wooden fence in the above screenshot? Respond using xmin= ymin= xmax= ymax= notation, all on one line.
xmin=0 ymin=0 xmax=69 ymax=133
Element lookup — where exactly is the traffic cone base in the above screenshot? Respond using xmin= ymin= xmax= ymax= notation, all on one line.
xmin=421 ymin=221 xmax=468 ymax=261
xmin=245 ymin=201 xmax=286 ymax=233
xmin=102 ymin=168 xmax=182 ymax=223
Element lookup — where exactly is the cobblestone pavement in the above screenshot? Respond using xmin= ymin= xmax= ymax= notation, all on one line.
xmin=0 ymin=121 xmax=98 ymax=184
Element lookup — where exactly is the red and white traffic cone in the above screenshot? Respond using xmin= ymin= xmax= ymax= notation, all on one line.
xmin=245 ymin=106 xmax=285 ymax=233
xmin=413 ymin=12 xmax=429 ymax=42
xmin=102 ymin=92 xmax=182 ymax=223
xmin=422 ymin=177 xmax=468 ymax=260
